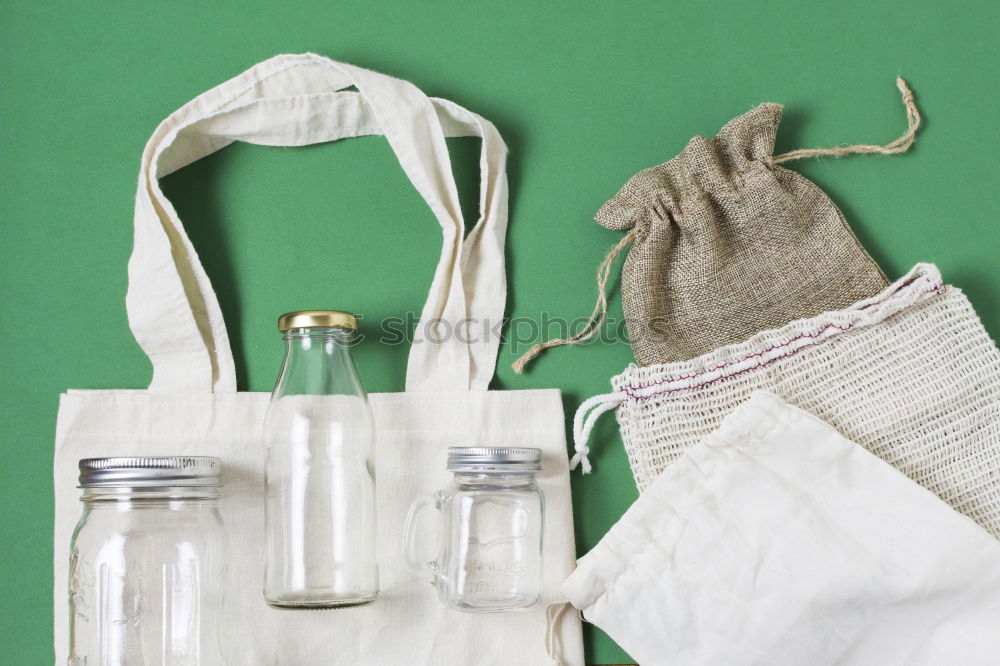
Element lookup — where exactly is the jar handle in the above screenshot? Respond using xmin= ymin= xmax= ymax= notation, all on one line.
xmin=403 ymin=494 xmax=444 ymax=583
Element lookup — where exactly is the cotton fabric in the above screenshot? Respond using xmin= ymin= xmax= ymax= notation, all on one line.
xmin=605 ymin=264 xmax=1000 ymax=539
xmin=53 ymin=54 xmax=583 ymax=665
xmin=596 ymin=104 xmax=888 ymax=365
xmin=563 ymin=391 xmax=1000 ymax=666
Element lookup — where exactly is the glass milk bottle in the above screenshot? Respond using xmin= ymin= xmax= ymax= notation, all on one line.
xmin=263 ymin=310 xmax=379 ymax=608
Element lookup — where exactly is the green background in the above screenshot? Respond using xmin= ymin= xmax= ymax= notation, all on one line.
xmin=3 ymin=1 xmax=998 ymax=663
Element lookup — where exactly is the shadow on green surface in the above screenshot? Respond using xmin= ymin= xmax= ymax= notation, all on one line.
xmin=161 ymin=148 xmax=252 ymax=387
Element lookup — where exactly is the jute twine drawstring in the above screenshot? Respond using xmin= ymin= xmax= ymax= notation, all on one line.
xmin=511 ymin=228 xmax=640 ymax=374
xmin=773 ymin=77 xmax=920 ymax=164
xmin=511 ymin=78 xmax=921 ymax=373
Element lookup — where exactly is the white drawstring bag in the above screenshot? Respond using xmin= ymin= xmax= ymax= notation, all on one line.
xmin=53 ymin=54 xmax=584 ymax=665
xmin=572 ymin=263 xmax=1000 ymax=538
xmin=563 ymin=391 xmax=1000 ymax=666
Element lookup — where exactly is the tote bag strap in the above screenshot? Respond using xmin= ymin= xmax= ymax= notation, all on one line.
xmin=128 ymin=53 xmax=508 ymax=393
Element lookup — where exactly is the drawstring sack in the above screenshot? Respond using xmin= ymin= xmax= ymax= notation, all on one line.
xmin=562 ymin=392 xmax=1000 ymax=666
xmin=514 ymin=79 xmax=920 ymax=371
xmin=570 ymin=264 xmax=1000 ymax=541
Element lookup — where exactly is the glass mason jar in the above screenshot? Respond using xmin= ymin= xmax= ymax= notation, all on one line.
xmin=264 ymin=310 xmax=378 ymax=608
xmin=403 ymin=447 xmax=544 ymax=612
xmin=68 ymin=456 xmax=226 ymax=666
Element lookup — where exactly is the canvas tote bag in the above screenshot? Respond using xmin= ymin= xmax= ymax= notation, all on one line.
xmin=53 ymin=53 xmax=584 ymax=665
xmin=563 ymin=391 xmax=1000 ymax=666
xmin=571 ymin=264 xmax=1000 ymax=540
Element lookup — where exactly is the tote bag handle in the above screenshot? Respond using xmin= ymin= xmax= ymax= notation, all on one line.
xmin=128 ymin=53 xmax=508 ymax=393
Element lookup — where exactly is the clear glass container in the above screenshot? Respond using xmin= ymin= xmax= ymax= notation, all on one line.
xmin=264 ymin=310 xmax=378 ymax=608
xmin=403 ymin=447 xmax=544 ymax=612
xmin=68 ymin=456 xmax=226 ymax=666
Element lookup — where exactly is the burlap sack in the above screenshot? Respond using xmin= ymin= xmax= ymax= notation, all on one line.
xmin=596 ymin=103 xmax=892 ymax=364
xmin=512 ymin=79 xmax=920 ymax=372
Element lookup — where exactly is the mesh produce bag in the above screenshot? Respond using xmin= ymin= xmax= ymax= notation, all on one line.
xmin=514 ymin=79 xmax=920 ymax=371
xmin=571 ymin=264 xmax=1000 ymax=538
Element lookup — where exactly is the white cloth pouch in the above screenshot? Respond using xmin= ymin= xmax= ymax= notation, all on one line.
xmin=573 ymin=263 xmax=1000 ymax=537
xmin=53 ymin=53 xmax=584 ymax=665
xmin=563 ymin=391 xmax=1000 ymax=666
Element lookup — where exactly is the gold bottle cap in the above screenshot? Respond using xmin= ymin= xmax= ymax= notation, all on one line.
xmin=277 ymin=310 xmax=358 ymax=333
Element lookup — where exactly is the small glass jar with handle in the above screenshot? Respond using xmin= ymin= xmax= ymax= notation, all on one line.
xmin=404 ymin=447 xmax=544 ymax=612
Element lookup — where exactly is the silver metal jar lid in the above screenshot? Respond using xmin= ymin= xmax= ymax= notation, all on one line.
xmin=446 ymin=447 xmax=542 ymax=473
xmin=78 ymin=457 xmax=222 ymax=488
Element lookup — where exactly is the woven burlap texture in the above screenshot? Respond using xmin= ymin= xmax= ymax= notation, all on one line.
xmin=596 ymin=104 xmax=889 ymax=365
xmin=610 ymin=264 xmax=1000 ymax=538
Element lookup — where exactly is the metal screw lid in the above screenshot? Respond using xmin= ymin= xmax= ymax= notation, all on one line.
xmin=78 ymin=457 xmax=221 ymax=488
xmin=446 ymin=447 xmax=542 ymax=473
xmin=278 ymin=310 xmax=358 ymax=333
